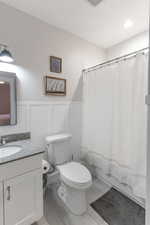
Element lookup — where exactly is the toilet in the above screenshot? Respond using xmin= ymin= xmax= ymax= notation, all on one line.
xmin=45 ymin=133 xmax=92 ymax=215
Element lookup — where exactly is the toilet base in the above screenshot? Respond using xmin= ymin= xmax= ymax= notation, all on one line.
xmin=57 ymin=182 xmax=87 ymax=215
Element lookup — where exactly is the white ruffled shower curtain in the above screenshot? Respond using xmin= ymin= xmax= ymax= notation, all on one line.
xmin=82 ymin=53 xmax=148 ymax=200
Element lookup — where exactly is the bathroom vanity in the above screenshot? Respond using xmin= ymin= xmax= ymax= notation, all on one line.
xmin=0 ymin=145 xmax=44 ymax=225
xmin=0 ymin=72 xmax=44 ymax=225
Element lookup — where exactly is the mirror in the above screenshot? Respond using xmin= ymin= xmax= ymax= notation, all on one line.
xmin=0 ymin=71 xmax=17 ymax=126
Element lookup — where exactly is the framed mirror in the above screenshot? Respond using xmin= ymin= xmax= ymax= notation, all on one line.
xmin=0 ymin=71 xmax=17 ymax=126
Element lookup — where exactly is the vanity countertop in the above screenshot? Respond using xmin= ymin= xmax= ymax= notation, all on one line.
xmin=0 ymin=140 xmax=44 ymax=165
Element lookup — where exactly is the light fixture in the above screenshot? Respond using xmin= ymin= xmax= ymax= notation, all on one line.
xmin=124 ymin=19 xmax=133 ymax=29
xmin=0 ymin=81 xmax=5 ymax=84
xmin=0 ymin=44 xmax=14 ymax=63
xmin=87 ymin=0 xmax=103 ymax=6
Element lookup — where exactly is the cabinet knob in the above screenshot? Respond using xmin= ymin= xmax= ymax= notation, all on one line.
xmin=6 ymin=186 xmax=11 ymax=201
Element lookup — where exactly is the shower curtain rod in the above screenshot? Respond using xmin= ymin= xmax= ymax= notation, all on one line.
xmin=83 ymin=46 xmax=149 ymax=73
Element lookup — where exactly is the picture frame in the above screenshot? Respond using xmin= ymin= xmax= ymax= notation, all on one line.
xmin=44 ymin=76 xmax=66 ymax=96
xmin=50 ymin=56 xmax=62 ymax=73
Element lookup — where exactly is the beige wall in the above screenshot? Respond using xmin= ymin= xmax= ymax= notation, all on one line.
xmin=0 ymin=3 xmax=106 ymax=155
xmin=107 ymin=31 xmax=149 ymax=59
xmin=0 ymin=2 xmax=106 ymax=102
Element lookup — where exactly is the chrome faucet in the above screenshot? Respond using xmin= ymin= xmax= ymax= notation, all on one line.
xmin=0 ymin=137 xmax=7 ymax=146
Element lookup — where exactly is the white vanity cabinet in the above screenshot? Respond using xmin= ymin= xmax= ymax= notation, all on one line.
xmin=0 ymin=182 xmax=3 ymax=225
xmin=0 ymin=153 xmax=43 ymax=225
xmin=4 ymin=170 xmax=42 ymax=225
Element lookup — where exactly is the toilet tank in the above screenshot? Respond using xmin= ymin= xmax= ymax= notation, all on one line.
xmin=45 ymin=133 xmax=72 ymax=165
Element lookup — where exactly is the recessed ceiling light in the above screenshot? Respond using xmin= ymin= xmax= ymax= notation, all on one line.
xmin=124 ymin=19 xmax=133 ymax=29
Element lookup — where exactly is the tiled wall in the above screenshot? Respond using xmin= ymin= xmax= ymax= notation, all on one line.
xmin=0 ymin=101 xmax=81 ymax=159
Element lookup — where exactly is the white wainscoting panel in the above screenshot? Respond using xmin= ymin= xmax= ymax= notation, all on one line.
xmin=52 ymin=104 xmax=69 ymax=134
xmin=29 ymin=104 xmax=53 ymax=147
xmin=0 ymin=101 xmax=81 ymax=158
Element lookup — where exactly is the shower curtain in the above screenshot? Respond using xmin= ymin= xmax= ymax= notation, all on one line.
xmin=82 ymin=53 xmax=148 ymax=200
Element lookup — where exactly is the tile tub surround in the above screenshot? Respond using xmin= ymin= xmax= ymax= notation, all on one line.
xmin=81 ymin=150 xmax=145 ymax=207
xmin=91 ymin=188 xmax=145 ymax=225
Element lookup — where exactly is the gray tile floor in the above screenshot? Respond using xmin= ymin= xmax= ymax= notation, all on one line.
xmin=35 ymin=179 xmax=110 ymax=225
xmin=34 ymin=180 xmax=145 ymax=225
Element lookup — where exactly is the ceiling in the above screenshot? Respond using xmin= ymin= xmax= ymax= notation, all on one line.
xmin=0 ymin=0 xmax=149 ymax=48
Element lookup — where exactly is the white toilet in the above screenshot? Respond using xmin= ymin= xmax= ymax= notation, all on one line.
xmin=45 ymin=133 xmax=92 ymax=215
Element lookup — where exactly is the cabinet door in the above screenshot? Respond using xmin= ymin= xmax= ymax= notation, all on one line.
xmin=0 ymin=182 xmax=3 ymax=225
xmin=4 ymin=169 xmax=43 ymax=225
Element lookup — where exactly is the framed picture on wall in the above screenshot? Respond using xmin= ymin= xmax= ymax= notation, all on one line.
xmin=45 ymin=76 xmax=66 ymax=96
xmin=50 ymin=56 xmax=62 ymax=73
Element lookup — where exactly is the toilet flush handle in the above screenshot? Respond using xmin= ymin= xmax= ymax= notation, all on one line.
xmin=72 ymin=154 xmax=74 ymax=161
xmin=6 ymin=186 xmax=11 ymax=201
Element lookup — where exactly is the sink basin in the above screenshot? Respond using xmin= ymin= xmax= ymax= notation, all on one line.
xmin=0 ymin=146 xmax=22 ymax=158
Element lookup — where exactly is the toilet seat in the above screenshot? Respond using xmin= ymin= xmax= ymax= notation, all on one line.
xmin=57 ymin=161 xmax=92 ymax=189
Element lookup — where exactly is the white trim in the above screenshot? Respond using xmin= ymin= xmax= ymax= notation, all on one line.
xmin=17 ymin=100 xmax=81 ymax=105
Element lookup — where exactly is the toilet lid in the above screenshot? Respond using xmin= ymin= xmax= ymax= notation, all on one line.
xmin=57 ymin=162 xmax=92 ymax=184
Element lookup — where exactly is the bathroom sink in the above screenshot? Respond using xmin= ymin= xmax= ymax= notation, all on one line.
xmin=0 ymin=145 xmax=22 ymax=158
